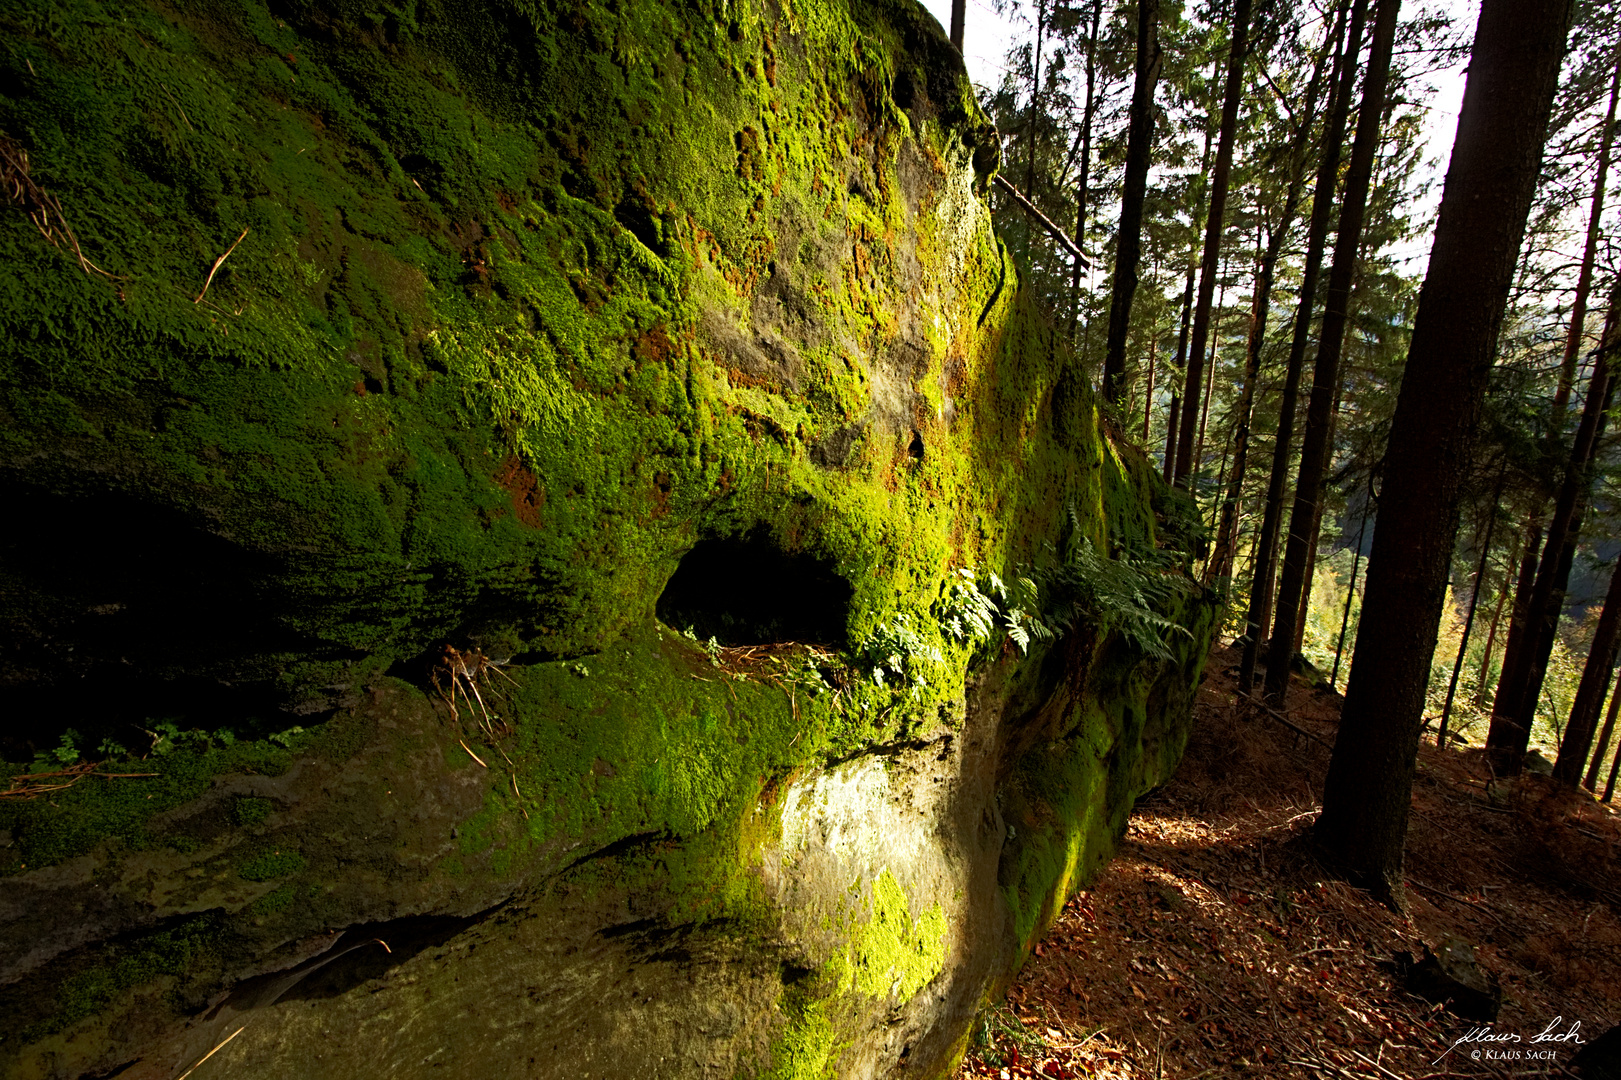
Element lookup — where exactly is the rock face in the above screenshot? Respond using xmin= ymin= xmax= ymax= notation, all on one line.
xmin=0 ymin=0 xmax=1217 ymax=1076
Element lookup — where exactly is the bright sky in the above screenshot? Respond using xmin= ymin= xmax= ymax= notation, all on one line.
xmin=913 ymin=0 xmax=1479 ymax=280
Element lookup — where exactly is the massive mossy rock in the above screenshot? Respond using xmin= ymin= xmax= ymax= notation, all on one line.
xmin=0 ymin=0 xmax=1217 ymax=1076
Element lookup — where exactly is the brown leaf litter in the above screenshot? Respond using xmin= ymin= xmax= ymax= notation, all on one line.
xmin=956 ymin=640 xmax=1621 ymax=1079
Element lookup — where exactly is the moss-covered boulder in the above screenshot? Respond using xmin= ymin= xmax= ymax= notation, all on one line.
xmin=0 ymin=0 xmax=1217 ymax=1075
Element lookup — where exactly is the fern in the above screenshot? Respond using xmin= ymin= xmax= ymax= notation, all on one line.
xmin=939 ymin=568 xmax=998 ymax=646
xmin=935 ymin=568 xmax=1055 ymax=658
xmin=1041 ymin=511 xmax=1196 ymax=662
xmin=859 ymin=613 xmax=943 ymax=690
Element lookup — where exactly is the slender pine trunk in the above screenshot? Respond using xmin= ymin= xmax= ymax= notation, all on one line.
xmin=1238 ymin=0 xmax=1366 ymax=692
xmin=1440 ymin=476 xmax=1506 ymax=747
xmin=1586 ymin=666 xmax=1621 ymax=791
xmin=1173 ymin=0 xmax=1254 ymax=486
xmin=1551 ymin=51 xmax=1619 ymax=414
xmin=1209 ymin=9 xmax=1342 ymax=584
xmin=1556 ymin=549 xmax=1621 ymax=784
xmin=1264 ymin=0 xmax=1400 ymax=706
xmin=1103 ymin=0 xmax=1164 ymax=403
xmin=1067 ymin=0 xmax=1103 ymax=342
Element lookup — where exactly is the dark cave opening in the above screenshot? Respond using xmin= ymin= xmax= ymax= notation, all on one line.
xmin=655 ymin=533 xmax=852 ymax=648
xmin=0 ymin=484 xmax=328 ymax=763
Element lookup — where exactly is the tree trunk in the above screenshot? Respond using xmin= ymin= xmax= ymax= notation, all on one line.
xmin=1488 ymin=317 xmax=1615 ymax=774
xmin=1331 ymin=473 xmax=1374 ymax=691
xmin=1294 ymin=491 xmax=1329 ymax=657
xmin=1196 ymin=318 xmax=1219 ymax=475
xmin=1067 ymin=0 xmax=1104 ymax=341
xmin=1551 ymin=50 xmax=1620 ymax=414
xmin=1440 ymin=479 xmax=1506 ymax=747
xmin=1208 ymin=8 xmax=1343 ymax=585
xmin=1315 ymin=0 xmax=1571 ymax=907
xmin=1143 ymin=317 xmax=1157 ymax=442
xmin=1556 ymin=551 xmax=1621 ymax=784
xmin=1102 ymin=0 xmax=1164 ymax=403
xmin=1025 ymin=0 xmax=1048 ymax=201
xmin=1489 ymin=518 xmax=1545 ymax=708
xmin=1586 ymin=665 xmax=1621 ymax=791
xmin=1264 ymin=0 xmax=1402 ymax=706
xmin=1237 ymin=0 xmax=1366 ymax=693
xmin=1163 ymin=393 xmax=1181 ymax=483
xmin=950 ymin=0 xmax=965 ymax=51
xmin=1173 ymin=0 xmax=1254 ymax=486
xmin=1475 ymin=528 xmax=1521 ymax=708
xmin=1163 ymin=258 xmax=1197 ymax=477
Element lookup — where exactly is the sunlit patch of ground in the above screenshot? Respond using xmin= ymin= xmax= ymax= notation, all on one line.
xmin=956 ymin=641 xmax=1621 ymax=1079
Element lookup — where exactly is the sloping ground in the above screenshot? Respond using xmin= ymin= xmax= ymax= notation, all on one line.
xmin=957 ymin=640 xmax=1621 ymax=1079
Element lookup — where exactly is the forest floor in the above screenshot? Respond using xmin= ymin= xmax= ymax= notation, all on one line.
xmin=955 ymin=640 xmax=1621 ymax=1080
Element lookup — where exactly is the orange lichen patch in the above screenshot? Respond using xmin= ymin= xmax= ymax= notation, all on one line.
xmin=633 ymin=325 xmax=676 ymax=365
xmin=492 ymin=455 xmax=546 ymax=528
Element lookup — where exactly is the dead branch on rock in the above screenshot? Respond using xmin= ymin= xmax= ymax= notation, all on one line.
xmin=0 ymin=133 xmax=120 ymax=280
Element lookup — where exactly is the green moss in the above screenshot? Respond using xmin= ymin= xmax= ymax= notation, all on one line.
xmin=0 ymin=739 xmax=295 ymax=876
xmin=249 ymin=883 xmax=298 ymax=916
xmin=236 ymin=849 xmax=308 ymax=882
xmin=27 ymin=912 xmax=229 ymax=1042
xmin=761 ymin=997 xmax=840 ymax=1080
xmin=850 ymin=869 xmax=947 ymax=1002
xmin=233 ymin=797 xmax=274 ymax=827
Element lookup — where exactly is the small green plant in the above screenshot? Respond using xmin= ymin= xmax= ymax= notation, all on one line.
xmin=936 ymin=568 xmax=1054 ymax=657
xmin=939 ymin=568 xmax=998 ymax=646
xmin=267 ymin=725 xmax=306 ymax=750
xmin=995 ymin=571 xmax=1054 ymax=655
xmin=859 ymin=613 xmax=943 ymax=690
xmin=1039 ymin=508 xmax=1196 ymax=662
xmin=51 ymin=729 xmax=81 ymax=767
xmin=237 ymin=849 xmax=308 ymax=882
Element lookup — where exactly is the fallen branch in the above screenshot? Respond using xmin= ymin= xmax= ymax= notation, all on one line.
xmin=195 ymin=227 xmax=248 ymax=304
xmin=2 ymin=762 xmax=160 ymax=800
xmin=1241 ymin=694 xmax=1336 ymax=750
xmin=0 ymin=133 xmax=120 ymax=279
xmin=992 ymin=174 xmax=1089 ymax=266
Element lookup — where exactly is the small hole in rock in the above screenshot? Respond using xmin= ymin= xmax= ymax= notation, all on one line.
xmin=656 ymin=532 xmax=851 ymax=647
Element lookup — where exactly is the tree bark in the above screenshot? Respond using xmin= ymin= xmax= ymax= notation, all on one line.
xmin=1489 ymin=518 xmax=1545 ymax=709
xmin=1487 ymin=323 xmax=1615 ymax=774
xmin=950 ymin=0 xmax=965 ymax=51
xmin=1163 ymin=260 xmax=1197 ymax=477
xmin=1163 ymin=393 xmax=1181 ymax=483
xmin=1209 ymin=6 xmax=1343 ymax=585
xmin=1264 ymin=0 xmax=1402 ymax=706
xmin=1439 ymin=478 xmax=1506 ymax=747
xmin=1237 ymin=0 xmax=1366 ymax=693
xmin=1025 ymin=0 xmax=1049 ymax=201
xmin=1475 ymin=527 xmax=1521 ymax=708
xmin=1103 ymin=0 xmax=1164 ymax=403
xmin=1586 ymin=665 xmax=1621 ymax=791
xmin=1173 ymin=0 xmax=1254 ymax=486
xmin=1315 ymin=0 xmax=1571 ymax=907
xmin=1067 ymin=0 xmax=1104 ymax=341
xmin=1143 ymin=317 xmax=1157 ymax=442
xmin=1556 ymin=551 xmax=1621 ymax=784
xmin=1551 ymin=49 xmax=1620 ymax=414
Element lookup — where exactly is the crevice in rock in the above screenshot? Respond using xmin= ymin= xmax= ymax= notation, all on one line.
xmin=655 ymin=531 xmax=851 ymax=647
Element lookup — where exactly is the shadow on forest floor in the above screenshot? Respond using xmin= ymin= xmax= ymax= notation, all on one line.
xmin=956 ymin=639 xmax=1621 ymax=1079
